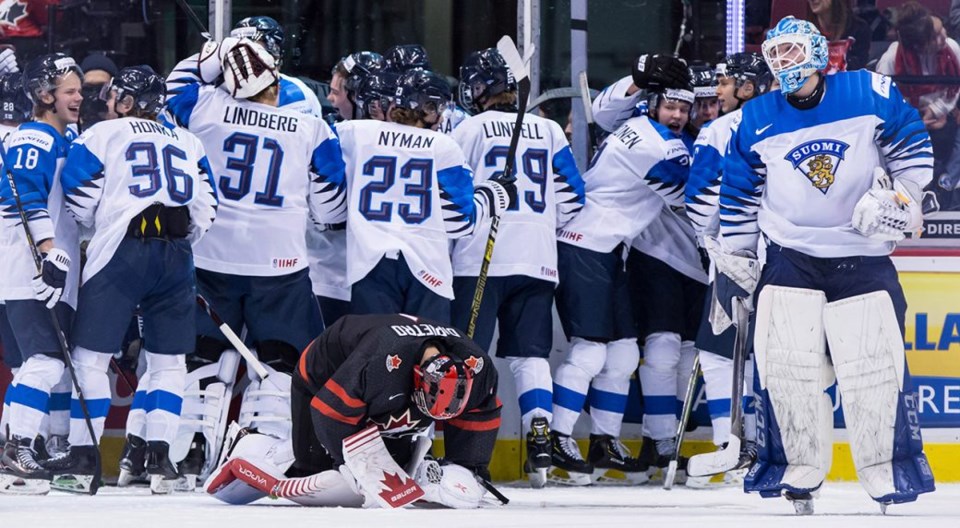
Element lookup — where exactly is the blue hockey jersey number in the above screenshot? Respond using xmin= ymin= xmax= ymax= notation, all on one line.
xmin=358 ymin=156 xmax=433 ymax=225
xmin=126 ymin=142 xmax=194 ymax=204
xmin=219 ymin=132 xmax=286 ymax=207
xmin=483 ymin=146 xmax=548 ymax=213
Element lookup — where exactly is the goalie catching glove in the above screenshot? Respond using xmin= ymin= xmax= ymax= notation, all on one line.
xmin=852 ymin=167 xmax=923 ymax=242
xmin=413 ymin=459 xmax=487 ymax=509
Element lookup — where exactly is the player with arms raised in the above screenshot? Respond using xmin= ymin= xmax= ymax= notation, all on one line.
xmin=714 ymin=16 xmax=936 ymax=514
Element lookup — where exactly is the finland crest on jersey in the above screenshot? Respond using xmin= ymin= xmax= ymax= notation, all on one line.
xmin=784 ymin=139 xmax=850 ymax=195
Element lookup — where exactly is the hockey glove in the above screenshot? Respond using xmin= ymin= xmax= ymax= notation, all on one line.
xmin=413 ymin=459 xmax=486 ymax=509
xmin=704 ymin=236 xmax=758 ymax=335
xmin=475 ymin=178 xmax=518 ymax=218
xmin=198 ymin=37 xmax=242 ymax=83
xmin=0 ymin=46 xmax=18 ymax=74
xmin=632 ymin=54 xmax=690 ymax=91
xmin=32 ymin=248 xmax=71 ymax=309
xmin=852 ymin=168 xmax=924 ymax=241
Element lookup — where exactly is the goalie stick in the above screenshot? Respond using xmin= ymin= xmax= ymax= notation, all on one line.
xmin=686 ymin=298 xmax=750 ymax=478
xmin=663 ymin=352 xmax=701 ymax=489
xmin=577 ymin=70 xmax=600 ymax=157
xmin=173 ymin=0 xmax=213 ymax=40
xmin=466 ymin=35 xmax=533 ymax=339
xmin=195 ymin=295 xmax=269 ymax=380
xmin=0 ymin=141 xmax=102 ymax=495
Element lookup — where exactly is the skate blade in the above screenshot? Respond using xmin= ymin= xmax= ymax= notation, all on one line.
xmin=591 ymin=468 xmax=649 ymax=486
xmin=790 ymin=499 xmax=814 ymax=515
xmin=51 ymin=474 xmax=95 ymax=494
xmin=527 ymin=468 xmax=548 ymax=489
xmin=0 ymin=474 xmax=51 ymax=495
xmin=547 ymin=467 xmax=592 ymax=487
xmin=173 ymin=474 xmax=198 ymax=492
xmin=150 ymin=474 xmax=177 ymax=495
xmin=117 ymin=468 xmax=149 ymax=487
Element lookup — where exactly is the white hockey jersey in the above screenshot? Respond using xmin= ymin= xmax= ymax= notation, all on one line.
xmin=60 ymin=118 xmax=219 ymax=282
xmin=165 ymin=56 xmax=347 ymax=277
xmin=337 ymin=120 xmax=494 ymax=299
xmin=451 ymin=110 xmax=584 ymax=282
xmin=558 ymin=115 xmax=690 ymax=254
xmin=0 ymin=122 xmax=80 ymax=306
xmin=721 ymin=70 xmax=933 ymax=258
xmin=278 ymin=74 xmax=324 ymax=117
xmin=686 ymin=109 xmax=741 ymax=241
xmin=592 ymin=75 xmax=645 ymax=133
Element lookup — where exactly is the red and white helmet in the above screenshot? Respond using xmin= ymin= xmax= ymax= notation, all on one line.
xmin=412 ymin=354 xmax=474 ymax=420
xmin=222 ymin=38 xmax=279 ymax=99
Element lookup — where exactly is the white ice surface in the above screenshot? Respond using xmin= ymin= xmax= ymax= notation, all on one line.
xmin=1 ymin=482 xmax=958 ymax=528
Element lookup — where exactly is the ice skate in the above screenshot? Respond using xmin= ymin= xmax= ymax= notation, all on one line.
xmin=548 ymin=432 xmax=592 ymax=486
xmin=785 ymin=490 xmax=814 ymax=515
xmin=523 ymin=417 xmax=551 ymax=489
xmin=588 ymin=435 xmax=648 ymax=485
xmin=146 ymin=441 xmax=179 ymax=494
xmin=0 ymin=436 xmax=52 ymax=495
xmin=174 ymin=434 xmax=206 ymax=491
xmin=45 ymin=445 xmax=99 ymax=493
xmin=117 ymin=435 xmax=148 ymax=487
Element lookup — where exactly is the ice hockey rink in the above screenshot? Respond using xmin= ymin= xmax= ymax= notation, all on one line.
xmin=2 ymin=483 xmax=959 ymax=528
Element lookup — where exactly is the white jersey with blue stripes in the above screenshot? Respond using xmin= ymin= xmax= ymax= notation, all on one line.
xmin=558 ymin=115 xmax=690 ymax=254
xmin=451 ymin=110 xmax=584 ymax=282
xmin=720 ymin=70 xmax=933 ymax=257
xmin=591 ymin=75 xmax=644 ymax=133
xmin=686 ymin=109 xmax=741 ymax=241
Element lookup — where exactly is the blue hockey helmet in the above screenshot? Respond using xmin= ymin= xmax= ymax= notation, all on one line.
xmin=112 ymin=65 xmax=165 ymax=116
xmin=22 ymin=53 xmax=83 ymax=105
xmin=762 ymin=16 xmax=828 ymax=95
xmin=385 ymin=44 xmax=431 ymax=72
xmin=394 ymin=69 xmax=451 ymax=121
xmin=341 ymin=51 xmax=385 ymax=96
xmin=0 ymin=72 xmax=32 ymax=123
xmin=716 ymin=52 xmax=774 ymax=96
xmin=459 ymin=47 xmax=516 ymax=114
xmin=232 ymin=16 xmax=285 ymax=65
xmin=688 ymin=61 xmax=718 ymax=99
xmin=355 ymin=70 xmax=394 ymax=120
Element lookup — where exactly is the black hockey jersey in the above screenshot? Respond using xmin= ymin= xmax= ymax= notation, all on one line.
xmin=297 ymin=314 xmax=501 ymax=470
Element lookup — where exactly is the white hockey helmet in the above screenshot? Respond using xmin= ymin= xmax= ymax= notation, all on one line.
xmin=222 ymin=38 xmax=279 ymax=99
xmin=761 ymin=16 xmax=828 ymax=95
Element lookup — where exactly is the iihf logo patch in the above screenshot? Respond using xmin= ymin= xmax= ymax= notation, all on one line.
xmin=784 ymin=139 xmax=849 ymax=194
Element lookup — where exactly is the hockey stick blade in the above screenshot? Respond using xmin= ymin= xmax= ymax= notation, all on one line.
xmin=687 ymin=436 xmax=741 ymax=477
xmin=497 ymin=36 xmax=529 ymax=84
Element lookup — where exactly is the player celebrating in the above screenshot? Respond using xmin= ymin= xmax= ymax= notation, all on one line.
xmin=450 ymin=47 xmax=583 ymax=487
xmin=715 ymin=16 xmax=936 ymax=513
xmin=0 ymin=54 xmax=83 ymax=495
xmin=684 ymin=52 xmax=773 ymax=484
xmin=687 ymin=61 xmax=719 ymax=135
xmin=337 ymin=68 xmax=515 ymax=323
xmin=591 ymin=53 xmax=691 ymax=133
xmin=207 ymin=314 xmax=500 ymax=509
xmin=44 ymin=66 xmax=218 ymax=494
xmin=161 ymin=37 xmax=346 ymax=484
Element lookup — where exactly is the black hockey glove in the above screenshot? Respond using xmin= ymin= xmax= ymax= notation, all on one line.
xmin=632 ymin=54 xmax=691 ymax=91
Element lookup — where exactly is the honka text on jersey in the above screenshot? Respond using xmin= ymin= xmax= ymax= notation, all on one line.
xmin=390 ymin=323 xmax=462 ymax=338
xmin=222 ymin=105 xmax=299 ymax=132
xmin=128 ymin=120 xmax=179 ymax=138
xmin=377 ymin=130 xmax=434 ymax=149
xmin=481 ymin=121 xmax=545 ymax=140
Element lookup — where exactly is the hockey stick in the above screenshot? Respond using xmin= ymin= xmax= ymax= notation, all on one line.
xmin=195 ymin=295 xmax=269 ymax=380
xmin=663 ymin=352 xmax=700 ymax=489
xmin=686 ymin=298 xmax=749 ymax=477
xmin=173 ymin=0 xmax=213 ymax=40
xmin=466 ymin=35 xmax=532 ymax=339
xmin=0 ymin=142 xmax=102 ymax=495
xmin=577 ymin=70 xmax=599 ymax=157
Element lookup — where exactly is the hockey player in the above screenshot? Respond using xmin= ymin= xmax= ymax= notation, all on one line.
xmin=687 ymin=61 xmax=719 ymax=135
xmin=684 ymin=52 xmax=773 ymax=485
xmin=550 ymin=79 xmax=694 ymax=485
xmin=42 ymin=66 xmax=218 ymax=494
xmin=715 ymin=16 xmax=936 ymax=513
xmin=337 ymin=68 xmax=516 ymax=323
xmin=327 ymin=51 xmax=384 ymax=122
xmin=0 ymin=53 xmax=83 ymax=495
xmin=160 ymin=37 xmax=346 ymax=484
xmin=449 ymin=48 xmax=583 ymax=487
xmin=208 ymin=313 xmax=500 ymax=509
xmin=591 ymin=53 xmax=691 ymax=133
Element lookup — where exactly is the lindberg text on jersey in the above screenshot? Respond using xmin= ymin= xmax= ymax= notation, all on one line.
xmin=222 ymin=105 xmax=299 ymax=132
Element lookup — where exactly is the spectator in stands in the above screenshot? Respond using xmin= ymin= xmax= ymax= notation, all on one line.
xmin=877 ymin=1 xmax=960 ymax=209
xmin=0 ymin=0 xmax=59 ymax=62
xmin=950 ymin=0 xmax=960 ymax=39
xmin=807 ymin=0 xmax=872 ymax=71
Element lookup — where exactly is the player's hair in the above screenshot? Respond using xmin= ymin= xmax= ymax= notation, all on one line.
xmin=332 ymin=60 xmax=350 ymax=80
xmin=896 ymin=2 xmax=934 ymax=54
xmin=389 ymin=106 xmax=425 ymax=127
xmin=483 ymin=91 xmax=517 ymax=110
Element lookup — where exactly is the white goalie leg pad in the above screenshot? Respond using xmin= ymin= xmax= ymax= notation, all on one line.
xmin=823 ymin=291 xmax=904 ymax=500
xmin=414 ymin=460 xmax=486 ymax=509
xmin=204 ymin=430 xmax=296 ymax=504
xmin=239 ymin=363 xmax=292 ymax=440
xmin=754 ymin=286 xmax=834 ymax=491
xmin=170 ymin=350 xmax=241 ymax=477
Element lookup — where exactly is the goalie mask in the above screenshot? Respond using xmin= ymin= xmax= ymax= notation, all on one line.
xmin=413 ymin=352 xmax=474 ymax=420
xmin=231 ymin=16 xmax=285 ymax=67
xmin=762 ymin=16 xmax=828 ymax=95
xmin=222 ymin=39 xmax=279 ymax=99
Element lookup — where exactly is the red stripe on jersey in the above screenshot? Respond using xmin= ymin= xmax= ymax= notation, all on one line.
xmin=298 ymin=342 xmax=313 ymax=383
xmin=324 ymin=379 xmax=365 ymax=409
xmin=311 ymin=396 xmax=363 ymax=425
xmin=447 ymin=415 xmax=501 ymax=432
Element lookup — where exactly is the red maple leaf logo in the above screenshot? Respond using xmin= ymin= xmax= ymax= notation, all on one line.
xmin=371 ymin=408 xmax=421 ymax=433
xmin=378 ymin=472 xmax=424 ymax=507
xmin=464 ymin=355 xmax=484 ymax=373
xmin=386 ymin=354 xmax=402 ymax=372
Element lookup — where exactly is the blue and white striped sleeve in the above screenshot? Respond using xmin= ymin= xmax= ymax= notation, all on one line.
xmin=164 ymin=53 xmax=206 ymax=128
xmin=873 ymin=77 xmax=934 ymax=191
xmin=309 ymin=123 xmax=348 ymax=225
xmin=1 ymin=140 xmax=60 ymax=242
xmin=439 ymin=162 xmax=478 ymax=238
xmin=642 ymin=139 xmax=690 ymax=207
xmin=552 ymin=144 xmax=585 ymax=227
xmin=61 ymin=139 xmax=105 ymax=229
xmin=686 ymin=127 xmax=723 ymax=240
xmin=718 ymin=126 xmax=766 ymax=252
xmin=592 ymin=76 xmax=644 ymax=133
